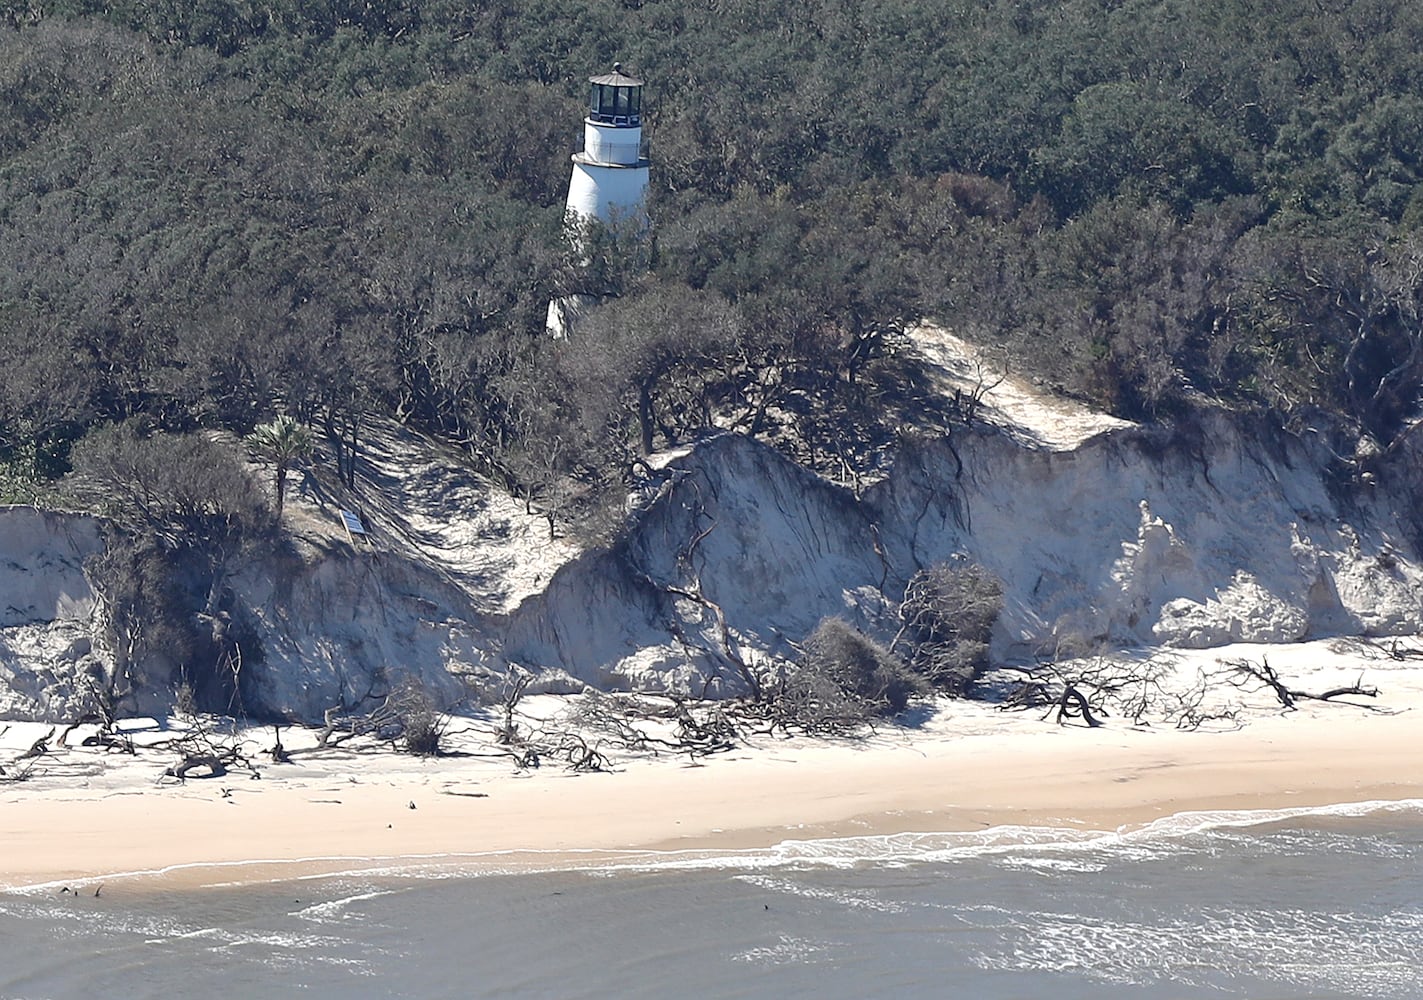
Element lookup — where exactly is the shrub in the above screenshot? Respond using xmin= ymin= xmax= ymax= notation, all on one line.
xmin=391 ymin=680 xmax=447 ymax=756
xmin=798 ymin=616 xmax=924 ymax=717
xmin=895 ymin=560 xmax=1004 ymax=695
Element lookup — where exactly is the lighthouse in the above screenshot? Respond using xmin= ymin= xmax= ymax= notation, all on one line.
xmin=547 ymin=63 xmax=650 ymax=335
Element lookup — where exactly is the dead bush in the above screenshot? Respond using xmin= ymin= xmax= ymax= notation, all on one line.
xmin=791 ymin=616 xmax=924 ymax=719
xmin=894 ymin=559 xmax=1003 ymax=694
xmin=391 ymin=681 xmax=447 ymax=756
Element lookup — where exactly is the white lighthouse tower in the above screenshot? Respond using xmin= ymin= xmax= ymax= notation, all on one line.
xmin=547 ymin=63 xmax=650 ymax=335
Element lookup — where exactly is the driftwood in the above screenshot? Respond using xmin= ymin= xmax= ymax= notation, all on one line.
xmin=1000 ymin=662 xmax=1114 ymax=728
xmin=1054 ymin=684 xmax=1104 ymax=727
xmin=268 ymin=725 xmax=292 ymax=763
xmin=496 ymin=673 xmax=532 ymax=746
xmin=999 ymin=678 xmax=1052 ymax=711
xmin=315 ymin=699 xmax=403 ymax=750
xmin=1226 ymin=657 xmax=1381 ymax=711
xmin=997 ymin=654 xmax=1246 ymax=731
xmin=316 ymin=705 xmax=345 ymax=749
xmin=473 ymin=731 xmax=610 ymax=772
xmin=670 ymin=697 xmax=738 ymax=755
xmin=564 ymin=691 xmax=739 ymax=759
xmin=1380 ymin=638 xmax=1423 ymax=661
xmin=60 ymin=688 xmax=136 ymax=754
xmin=154 ymin=711 xmax=261 ymax=781
xmin=158 ymin=718 xmax=261 ymax=780
xmin=0 ymin=758 xmax=36 ymax=783
xmin=18 ymin=727 xmax=55 ymax=760
xmin=58 ymin=713 xmax=102 ymax=749
xmin=80 ymin=730 xmax=137 ymax=753
xmin=2 ymin=680 xmax=750 ymax=784
xmin=165 ymin=753 xmax=229 ymax=780
xmin=484 ymin=687 xmax=752 ymax=773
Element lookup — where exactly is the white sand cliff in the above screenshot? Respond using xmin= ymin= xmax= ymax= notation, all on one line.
xmin=4 ymin=327 xmax=1423 ymax=716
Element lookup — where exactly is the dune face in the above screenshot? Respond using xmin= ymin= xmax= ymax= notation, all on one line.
xmin=3 ymin=335 xmax=1422 ymax=720
xmin=506 ymin=414 xmax=1423 ymax=690
xmin=0 ymin=509 xmax=106 ymax=720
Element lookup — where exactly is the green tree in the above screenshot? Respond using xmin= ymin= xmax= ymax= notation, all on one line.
xmin=570 ymin=280 xmax=742 ymax=456
xmin=64 ymin=422 xmax=270 ymax=711
xmin=245 ymin=414 xmax=312 ymax=519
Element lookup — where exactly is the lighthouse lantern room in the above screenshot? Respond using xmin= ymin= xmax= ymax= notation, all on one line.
xmin=588 ymin=69 xmax=642 ymax=126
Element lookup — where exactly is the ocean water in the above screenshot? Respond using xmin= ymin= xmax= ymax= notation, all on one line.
xmin=2 ymin=800 xmax=1421 ymax=999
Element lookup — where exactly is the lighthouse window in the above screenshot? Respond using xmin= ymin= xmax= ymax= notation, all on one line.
xmin=614 ymin=86 xmax=630 ymax=120
xmin=590 ymin=84 xmax=610 ymax=120
xmin=628 ymin=88 xmax=641 ymax=120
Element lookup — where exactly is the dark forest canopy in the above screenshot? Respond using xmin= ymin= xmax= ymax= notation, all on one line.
xmin=3 ymin=0 xmax=1423 ymax=521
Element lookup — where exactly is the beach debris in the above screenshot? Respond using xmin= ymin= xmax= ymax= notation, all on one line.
xmin=1053 ymin=684 xmax=1105 ymax=728
xmin=268 ymin=725 xmax=292 ymax=764
xmin=993 ymin=644 xmax=1390 ymax=732
xmin=18 ymin=727 xmax=55 ymax=761
xmin=80 ymin=729 xmax=137 ymax=753
xmin=495 ymin=672 xmax=532 ymax=746
xmin=311 ymin=682 xmax=448 ymax=757
xmin=165 ymin=754 xmax=230 ymax=780
xmin=995 ymin=648 xmax=1244 ymax=732
xmin=57 ymin=712 xmax=101 ymax=749
xmin=0 ymin=757 xmax=38 ymax=783
xmin=153 ymin=704 xmax=262 ymax=783
xmin=483 ymin=673 xmax=611 ymax=771
xmin=1224 ymin=657 xmax=1383 ymax=712
xmin=1379 ymin=637 xmax=1423 ymax=660
xmin=59 ymin=683 xmax=135 ymax=755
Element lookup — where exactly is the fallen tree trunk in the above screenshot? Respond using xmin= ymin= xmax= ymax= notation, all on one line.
xmin=1055 ymin=685 xmax=1105 ymax=728
xmin=1227 ymin=658 xmax=1380 ymax=710
xmin=18 ymin=727 xmax=56 ymax=760
xmin=164 ymin=754 xmax=228 ymax=780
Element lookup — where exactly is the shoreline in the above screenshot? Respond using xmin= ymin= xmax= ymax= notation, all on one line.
xmin=3 ymin=680 xmax=1420 ymax=894
xmin=10 ymin=790 xmax=1423 ymax=897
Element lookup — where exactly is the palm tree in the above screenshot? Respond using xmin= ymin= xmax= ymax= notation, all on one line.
xmin=245 ymin=414 xmax=312 ymax=520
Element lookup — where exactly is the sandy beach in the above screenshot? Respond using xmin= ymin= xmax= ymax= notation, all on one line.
xmin=2 ymin=640 xmax=1420 ymax=893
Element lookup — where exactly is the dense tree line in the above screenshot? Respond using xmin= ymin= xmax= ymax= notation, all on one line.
xmin=2 ymin=0 xmax=1423 ymax=519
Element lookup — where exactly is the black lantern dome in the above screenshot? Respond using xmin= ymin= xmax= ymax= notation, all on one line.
xmin=588 ymin=62 xmax=643 ymax=127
